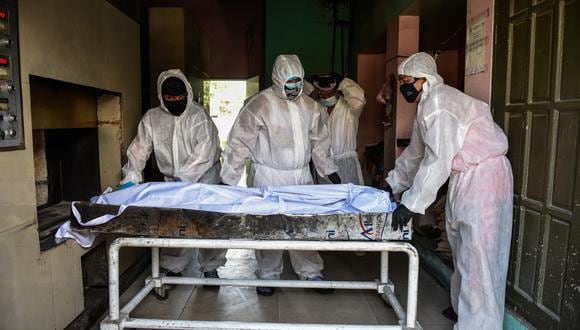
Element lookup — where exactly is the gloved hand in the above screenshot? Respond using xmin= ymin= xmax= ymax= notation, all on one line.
xmin=391 ymin=204 xmax=416 ymax=231
xmin=383 ymin=183 xmax=393 ymax=195
xmin=118 ymin=181 xmax=136 ymax=190
xmin=328 ymin=172 xmax=341 ymax=184
xmin=382 ymin=183 xmax=395 ymax=202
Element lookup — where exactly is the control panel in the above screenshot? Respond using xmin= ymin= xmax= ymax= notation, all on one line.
xmin=0 ymin=0 xmax=23 ymax=150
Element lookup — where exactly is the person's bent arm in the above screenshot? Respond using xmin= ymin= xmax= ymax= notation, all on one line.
xmin=121 ymin=113 xmax=153 ymax=184
xmin=386 ymin=119 xmax=425 ymax=194
xmin=310 ymin=103 xmax=339 ymax=176
xmin=401 ymin=111 xmax=466 ymax=214
xmin=338 ymin=78 xmax=366 ymax=116
xmin=220 ymin=107 xmax=261 ymax=185
xmin=179 ymin=117 xmax=221 ymax=183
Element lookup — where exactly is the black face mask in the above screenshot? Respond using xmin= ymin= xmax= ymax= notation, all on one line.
xmin=399 ymin=78 xmax=421 ymax=103
xmin=162 ymin=77 xmax=188 ymax=116
xmin=164 ymin=99 xmax=187 ymax=116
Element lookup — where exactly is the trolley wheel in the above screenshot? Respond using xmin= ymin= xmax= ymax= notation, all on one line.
xmin=152 ymin=286 xmax=169 ymax=300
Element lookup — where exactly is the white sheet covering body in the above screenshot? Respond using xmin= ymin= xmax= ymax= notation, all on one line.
xmin=56 ymin=183 xmax=396 ymax=248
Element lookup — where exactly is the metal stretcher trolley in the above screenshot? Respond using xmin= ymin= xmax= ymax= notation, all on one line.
xmin=72 ymin=202 xmax=421 ymax=330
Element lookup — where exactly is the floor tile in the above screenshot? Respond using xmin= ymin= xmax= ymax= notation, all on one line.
xmin=179 ymin=249 xmax=278 ymax=323
xmin=278 ymin=289 xmax=379 ymax=325
xmin=180 ymin=286 xmax=279 ymax=322
xmin=131 ymin=284 xmax=195 ymax=320
xmin=395 ymin=283 xmax=454 ymax=327
xmin=362 ymin=291 xmax=402 ymax=325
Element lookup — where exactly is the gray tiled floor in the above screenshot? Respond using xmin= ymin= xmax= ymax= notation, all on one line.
xmin=121 ymin=249 xmax=454 ymax=329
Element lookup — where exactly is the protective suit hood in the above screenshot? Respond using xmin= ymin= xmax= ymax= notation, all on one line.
xmin=157 ymin=69 xmax=194 ymax=116
xmin=398 ymin=52 xmax=444 ymax=95
xmin=271 ymin=54 xmax=305 ymax=100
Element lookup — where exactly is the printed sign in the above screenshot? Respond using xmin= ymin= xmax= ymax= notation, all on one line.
xmin=466 ymin=10 xmax=488 ymax=75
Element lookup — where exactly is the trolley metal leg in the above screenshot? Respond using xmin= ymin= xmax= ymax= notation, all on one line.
xmin=101 ymin=238 xmax=421 ymax=330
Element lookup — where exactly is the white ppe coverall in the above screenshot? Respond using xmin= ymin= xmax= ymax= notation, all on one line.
xmin=317 ymin=78 xmax=366 ymax=185
xmin=221 ymin=55 xmax=338 ymax=280
xmin=386 ymin=53 xmax=513 ymax=329
xmin=121 ymin=69 xmax=226 ymax=274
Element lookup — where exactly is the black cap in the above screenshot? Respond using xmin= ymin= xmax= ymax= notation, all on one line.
xmin=162 ymin=77 xmax=187 ymax=96
xmin=317 ymin=75 xmax=337 ymax=88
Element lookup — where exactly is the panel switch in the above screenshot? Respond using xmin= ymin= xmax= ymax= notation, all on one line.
xmin=0 ymin=98 xmax=8 ymax=110
xmin=0 ymin=81 xmax=14 ymax=92
xmin=0 ymin=128 xmax=16 ymax=139
xmin=0 ymin=38 xmax=12 ymax=48
xmin=0 ymin=113 xmax=15 ymax=122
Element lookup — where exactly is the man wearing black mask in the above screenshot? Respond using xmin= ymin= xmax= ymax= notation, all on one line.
xmin=120 ymin=69 xmax=226 ymax=289
xmin=161 ymin=76 xmax=188 ymax=116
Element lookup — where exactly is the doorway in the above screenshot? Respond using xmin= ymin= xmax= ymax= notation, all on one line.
xmin=203 ymin=76 xmax=260 ymax=186
xmin=492 ymin=0 xmax=580 ymax=327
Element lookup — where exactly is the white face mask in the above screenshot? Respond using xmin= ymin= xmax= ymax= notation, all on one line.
xmin=320 ymin=95 xmax=338 ymax=107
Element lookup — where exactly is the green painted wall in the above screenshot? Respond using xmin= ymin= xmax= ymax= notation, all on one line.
xmin=265 ymin=0 xmax=348 ymax=85
xmin=265 ymin=0 xmax=416 ymax=83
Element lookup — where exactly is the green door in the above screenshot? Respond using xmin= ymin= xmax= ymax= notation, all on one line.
xmin=492 ymin=0 xmax=580 ymax=328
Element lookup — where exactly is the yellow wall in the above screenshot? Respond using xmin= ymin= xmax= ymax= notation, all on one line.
xmin=0 ymin=0 xmax=141 ymax=328
xmin=30 ymin=80 xmax=99 ymax=129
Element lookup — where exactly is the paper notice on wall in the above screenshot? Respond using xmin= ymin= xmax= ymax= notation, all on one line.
xmin=465 ymin=12 xmax=487 ymax=75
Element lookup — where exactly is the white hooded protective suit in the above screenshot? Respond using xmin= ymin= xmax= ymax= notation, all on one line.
xmin=317 ymin=78 xmax=366 ymax=185
xmin=386 ymin=53 xmax=513 ymax=329
xmin=221 ymin=55 xmax=338 ymax=279
xmin=121 ymin=69 xmax=226 ymax=274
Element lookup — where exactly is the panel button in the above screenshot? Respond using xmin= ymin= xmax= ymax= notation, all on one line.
xmin=0 ymin=82 xmax=14 ymax=92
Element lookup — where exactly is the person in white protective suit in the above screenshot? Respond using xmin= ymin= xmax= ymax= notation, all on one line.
xmin=221 ymin=55 xmax=341 ymax=296
xmin=307 ymin=74 xmax=366 ymax=184
xmin=385 ymin=52 xmax=513 ymax=329
xmin=121 ymin=69 xmax=227 ymax=288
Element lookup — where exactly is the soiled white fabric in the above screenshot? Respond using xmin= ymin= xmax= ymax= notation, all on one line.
xmin=120 ymin=69 xmax=224 ymax=274
xmin=220 ymin=55 xmax=338 ymax=187
xmin=55 ymin=220 xmax=96 ymax=248
xmin=386 ymin=52 xmax=513 ymax=329
xmin=317 ymin=78 xmax=366 ymax=185
xmin=55 ymin=183 xmax=396 ymax=247
xmin=121 ymin=69 xmax=221 ymax=185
